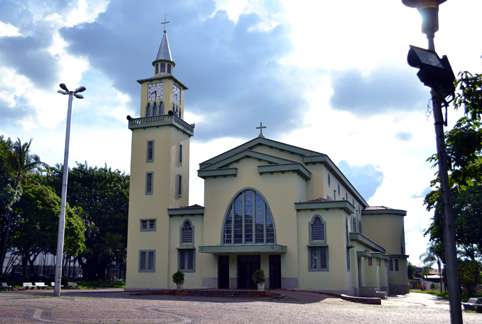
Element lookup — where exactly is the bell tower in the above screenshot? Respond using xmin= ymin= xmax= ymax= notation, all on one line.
xmin=126 ymin=23 xmax=194 ymax=289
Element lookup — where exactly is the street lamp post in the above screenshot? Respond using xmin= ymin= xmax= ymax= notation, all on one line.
xmin=54 ymin=83 xmax=86 ymax=297
xmin=402 ymin=1 xmax=463 ymax=323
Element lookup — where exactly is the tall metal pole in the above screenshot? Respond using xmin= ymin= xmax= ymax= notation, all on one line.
xmin=54 ymin=93 xmax=73 ymax=297
xmin=426 ymin=32 xmax=463 ymax=324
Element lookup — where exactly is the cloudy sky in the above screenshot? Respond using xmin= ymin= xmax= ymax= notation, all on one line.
xmin=0 ymin=0 xmax=480 ymax=265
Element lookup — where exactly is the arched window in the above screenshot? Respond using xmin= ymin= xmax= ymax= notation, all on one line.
xmin=145 ymin=103 xmax=151 ymax=117
xmin=223 ymin=189 xmax=275 ymax=244
xmin=310 ymin=216 xmax=325 ymax=242
xmin=159 ymin=101 xmax=164 ymax=115
xmin=181 ymin=220 xmax=193 ymax=244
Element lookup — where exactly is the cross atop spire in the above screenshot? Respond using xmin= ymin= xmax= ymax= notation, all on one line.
xmin=161 ymin=17 xmax=170 ymax=33
xmin=256 ymin=122 xmax=267 ymax=137
xmin=153 ymin=18 xmax=174 ymax=67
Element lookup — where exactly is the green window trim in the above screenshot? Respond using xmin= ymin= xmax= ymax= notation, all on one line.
xmin=309 ymin=215 xmax=326 ymax=244
xmin=145 ymin=172 xmax=153 ymax=195
xmin=140 ymin=219 xmax=156 ymax=232
xmin=139 ymin=250 xmax=155 ymax=272
xmin=308 ymin=246 xmax=329 ymax=272
xmin=178 ymin=248 xmax=195 ymax=272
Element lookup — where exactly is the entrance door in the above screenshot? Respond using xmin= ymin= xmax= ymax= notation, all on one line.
xmin=218 ymin=256 xmax=230 ymax=289
xmin=269 ymin=255 xmax=281 ymax=289
xmin=237 ymin=255 xmax=260 ymax=289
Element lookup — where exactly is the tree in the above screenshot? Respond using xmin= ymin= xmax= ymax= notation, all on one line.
xmin=44 ymin=162 xmax=129 ymax=280
xmin=458 ymin=260 xmax=480 ymax=296
xmin=425 ymin=72 xmax=482 ymax=260
xmin=0 ymin=138 xmax=42 ymax=277
xmin=420 ymin=243 xmax=444 ymax=293
xmin=11 ymin=180 xmax=85 ymax=279
xmin=407 ymin=262 xmax=417 ymax=280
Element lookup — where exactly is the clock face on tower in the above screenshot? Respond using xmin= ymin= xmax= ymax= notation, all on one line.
xmin=172 ymin=84 xmax=181 ymax=105
xmin=147 ymin=82 xmax=163 ymax=101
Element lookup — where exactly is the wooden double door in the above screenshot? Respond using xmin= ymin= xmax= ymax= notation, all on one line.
xmin=217 ymin=255 xmax=282 ymax=289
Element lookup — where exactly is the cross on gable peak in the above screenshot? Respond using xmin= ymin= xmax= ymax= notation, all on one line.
xmin=256 ymin=122 xmax=267 ymax=137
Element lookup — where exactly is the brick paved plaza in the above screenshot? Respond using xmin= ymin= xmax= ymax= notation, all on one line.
xmin=0 ymin=290 xmax=480 ymax=323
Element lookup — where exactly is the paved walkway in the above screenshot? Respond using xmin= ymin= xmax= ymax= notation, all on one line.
xmin=0 ymin=290 xmax=480 ymax=323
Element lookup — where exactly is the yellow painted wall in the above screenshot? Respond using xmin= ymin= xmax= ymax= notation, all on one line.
xmin=362 ymin=214 xmax=405 ymax=255
xmin=168 ymin=216 xmax=203 ymax=289
xmin=296 ymin=210 xmax=352 ymax=292
xmin=126 ymin=125 xmax=190 ymax=289
xmin=200 ymin=158 xmax=307 ymax=283
xmin=388 ymin=257 xmax=409 ymax=286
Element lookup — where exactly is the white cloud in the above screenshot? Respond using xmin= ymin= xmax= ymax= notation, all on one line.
xmin=0 ymin=20 xmax=22 ymax=37
xmin=45 ymin=0 xmax=110 ymax=28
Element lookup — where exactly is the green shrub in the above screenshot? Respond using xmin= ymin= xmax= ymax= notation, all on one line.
xmin=172 ymin=271 xmax=184 ymax=286
xmin=252 ymin=269 xmax=265 ymax=284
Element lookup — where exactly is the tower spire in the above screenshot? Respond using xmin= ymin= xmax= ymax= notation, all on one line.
xmin=153 ymin=18 xmax=175 ymax=75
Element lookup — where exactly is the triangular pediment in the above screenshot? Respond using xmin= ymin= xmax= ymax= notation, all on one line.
xmin=202 ymin=150 xmax=300 ymax=171
xmin=199 ymin=136 xmax=325 ymax=170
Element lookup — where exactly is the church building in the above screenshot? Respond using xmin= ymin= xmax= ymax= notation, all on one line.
xmin=125 ymin=29 xmax=409 ymax=296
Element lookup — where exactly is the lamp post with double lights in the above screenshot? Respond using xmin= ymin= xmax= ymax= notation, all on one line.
xmin=53 ymin=83 xmax=86 ymax=297
xmin=402 ymin=1 xmax=462 ymax=323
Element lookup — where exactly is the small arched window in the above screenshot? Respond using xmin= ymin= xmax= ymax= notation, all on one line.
xmin=310 ymin=216 xmax=325 ymax=242
xmin=181 ymin=220 xmax=193 ymax=244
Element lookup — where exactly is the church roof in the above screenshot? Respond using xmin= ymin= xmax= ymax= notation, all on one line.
xmin=199 ymin=136 xmax=368 ymax=206
xmin=199 ymin=136 xmax=324 ymax=169
xmin=155 ymin=31 xmax=173 ymax=63
xmin=168 ymin=204 xmax=204 ymax=217
xmin=363 ymin=206 xmax=406 ymax=216
xmin=137 ymin=74 xmax=188 ymax=89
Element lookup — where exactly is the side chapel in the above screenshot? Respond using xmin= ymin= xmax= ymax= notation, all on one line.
xmin=125 ymin=28 xmax=409 ymax=296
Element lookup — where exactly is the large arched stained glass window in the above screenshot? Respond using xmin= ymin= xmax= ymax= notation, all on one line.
xmin=223 ymin=189 xmax=275 ymax=244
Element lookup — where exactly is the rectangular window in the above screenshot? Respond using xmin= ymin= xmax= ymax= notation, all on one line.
xmin=244 ymin=191 xmax=253 ymax=243
xmin=178 ymin=249 xmax=195 ymax=272
xmin=368 ymin=257 xmax=373 ymax=266
xmin=346 ymin=248 xmax=351 ymax=271
xmin=309 ymin=246 xmax=328 ymax=271
xmin=233 ymin=197 xmax=243 ymax=244
xmin=139 ymin=250 xmax=155 ymax=272
xmin=160 ymin=63 xmax=166 ymax=73
xmin=328 ymin=174 xmax=331 ymax=186
xmin=178 ymin=144 xmax=183 ymax=164
xmin=145 ymin=172 xmax=153 ymax=195
xmin=146 ymin=140 xmax=154 ymax=162
xmin=224 ymin=208 xmax=233 ymax=244
xmin=140 ymin=219 xmax=156 ymax=232
xmin=389 ymin=259 xmax=394 ymax=271
xmin=176 ymin=174 xmax=182 ymax=197
xmin=255 ymin=194 xmax=265 ymax=243
xmin=394 ymin=259 xmax=399 ymax=271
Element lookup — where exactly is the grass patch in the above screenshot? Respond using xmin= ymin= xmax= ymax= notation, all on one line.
xmin=410 ymin=289 xmax=482 ymax=302
xmin=77 ymin=280 xmax=125 ymax=289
